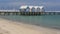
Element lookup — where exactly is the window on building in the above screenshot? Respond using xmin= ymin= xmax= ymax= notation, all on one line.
xmin=31 ymin=7 xmax=35 ymax=12
xmin=36 ymin=7 xmax=40 ymax=12
xmin=26 ymin=6 xmax=30 ymax=12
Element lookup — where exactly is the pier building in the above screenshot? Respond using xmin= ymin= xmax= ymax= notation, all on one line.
xmin=20 ymin=6 xmax=44 ymax=12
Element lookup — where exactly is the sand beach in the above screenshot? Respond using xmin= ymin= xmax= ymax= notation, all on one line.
xmin=0 ymin=18 xmax=60 ymax=34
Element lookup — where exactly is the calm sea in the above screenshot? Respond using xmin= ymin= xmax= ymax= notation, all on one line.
xmin=0 ymin=15 xmax=60 ymax=29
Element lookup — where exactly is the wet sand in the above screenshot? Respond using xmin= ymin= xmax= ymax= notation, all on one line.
xmin=0 ymin=18 xmax=60 ymax=34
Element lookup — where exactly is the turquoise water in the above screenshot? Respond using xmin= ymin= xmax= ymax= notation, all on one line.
xmin=0 ymin=15 xmax=60 ymax=29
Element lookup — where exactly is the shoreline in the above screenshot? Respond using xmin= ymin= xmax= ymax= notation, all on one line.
xmin=2 ymin=17 xmax=60 ymax=30
xmin=0 ymin=18 xmax=60 ymax=34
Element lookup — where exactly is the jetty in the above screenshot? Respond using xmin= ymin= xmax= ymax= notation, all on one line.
xmin=0 ymin=5 xmax=59 ymax=16
xmin=0 ymin=10 xmax=59 ymax=16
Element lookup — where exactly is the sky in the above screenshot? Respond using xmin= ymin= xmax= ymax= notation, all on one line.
xmin=0 ymin=0 xmax=60 ymax=11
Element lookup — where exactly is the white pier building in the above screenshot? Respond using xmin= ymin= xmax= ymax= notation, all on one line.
xmin=20 ymin=5 xmax=45 ymax=12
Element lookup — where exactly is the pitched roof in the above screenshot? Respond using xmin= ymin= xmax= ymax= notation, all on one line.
xmin=20 ymin=5 xmax=44 ymax=9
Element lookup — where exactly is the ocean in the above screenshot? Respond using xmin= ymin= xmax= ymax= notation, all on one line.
xmin=0 ymin=15 xmax=60 ymax=29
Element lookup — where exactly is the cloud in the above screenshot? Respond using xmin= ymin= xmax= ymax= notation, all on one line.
xmin=42 ymin=2 xmax=60 ymax=7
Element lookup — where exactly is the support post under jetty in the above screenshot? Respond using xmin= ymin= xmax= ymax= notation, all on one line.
xmin=20 ymin=12 xmax=60 ymax=16
xmin=0 ymin=12 xmax=59 ymax=16
xmin=20 ymin=12 xmax=41 ymax=16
